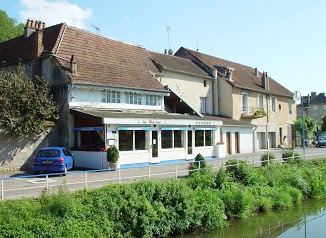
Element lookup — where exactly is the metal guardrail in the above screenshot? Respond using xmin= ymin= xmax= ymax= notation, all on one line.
xmin=0 ymin=149 xmax=325 ymax=201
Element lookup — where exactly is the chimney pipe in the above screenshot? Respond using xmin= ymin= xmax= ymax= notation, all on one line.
xmin=262 ymin=72 xmax=270 ymax=90
xmin=70 ymin=55 xmax=78 ymax=76
xmin=255 ymin=67 xmax=258 ymax=76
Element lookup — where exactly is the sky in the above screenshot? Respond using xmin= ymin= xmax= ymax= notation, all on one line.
xmin=1 ymin=0 xmax=326 ymax=97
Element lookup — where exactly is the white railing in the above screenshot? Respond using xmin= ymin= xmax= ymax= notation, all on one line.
xmin=1 ymin=148 xmax=325 ymax=201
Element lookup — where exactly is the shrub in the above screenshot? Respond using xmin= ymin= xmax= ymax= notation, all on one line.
xmin=106 ymin=145 xmax=119 ymax=163
xmin=261 ymin=153 xmax=276 ymax=166
xmin=187 ymin=167 xmax=216 ymax=189
xmin=215 ymin=168 xmax=230 ymax=190
xmin=189 ymin=153 xmax=206 ymax=174
xmin=225 ymin=159 xmax=245 ymax=173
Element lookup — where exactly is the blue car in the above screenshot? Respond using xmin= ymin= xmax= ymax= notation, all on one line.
xmin=33 ymin=147 xmax=74 ymax=175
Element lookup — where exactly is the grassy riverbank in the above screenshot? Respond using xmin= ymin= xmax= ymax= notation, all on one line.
xmin=0 ymin=158 xmax=325 ymax=237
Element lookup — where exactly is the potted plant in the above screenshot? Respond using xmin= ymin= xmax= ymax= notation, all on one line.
xmin=107 ymin=145 xmax=120 ymax=170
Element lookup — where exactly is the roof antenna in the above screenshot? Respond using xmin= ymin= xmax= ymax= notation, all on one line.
xmin=165 ymin=25 xmax=173 ymax=55
xmin=196 ymin=41 xmax=199 ymax=52
xmin=90 ymin=24 xmax=100 ymax=35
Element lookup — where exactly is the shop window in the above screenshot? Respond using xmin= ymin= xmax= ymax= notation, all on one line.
xmin=205 ymin=130 xmax=212 ymax=146
xmin=162 ymin=130 xmax=172 ymax=149
xmin=195 ymin=130 xmax=213 ymax=147
xmin=174 ymin=130 xmax=183 ymax=148
xmin=119 ymin=130 xmax=133 ymax=151
xmin=135 ymin=130 xmax=146 ymax=150
xmin=195 ymin=130 xmax=204 ymax=146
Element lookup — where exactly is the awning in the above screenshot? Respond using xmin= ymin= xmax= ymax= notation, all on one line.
xmin=161 ymin=127 xmax=189 ymax=130
xmin=195 ymin=127 xmax=217 ymax=130
xmin=118 ymin=127 xmax=152 ymax=131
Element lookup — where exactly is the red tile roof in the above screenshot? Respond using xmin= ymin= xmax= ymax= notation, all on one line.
xmin=175 ymin=47 xmax=293 ymax=97
xmin=0 ymin=23 xmax=167 ymax=93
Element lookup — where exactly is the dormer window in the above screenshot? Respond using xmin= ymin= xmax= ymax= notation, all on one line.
xmin=204 ymin=80 xmax=207 ymax=87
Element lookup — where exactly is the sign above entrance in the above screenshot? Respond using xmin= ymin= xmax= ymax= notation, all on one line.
xmin=74 ymin=127 xmax=103 ymax=131
xmin=161 ymin=127 xmax=188 ymax=131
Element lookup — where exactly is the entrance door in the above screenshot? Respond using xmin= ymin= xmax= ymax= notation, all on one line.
xmin=235 ymin=132 xmax=239 ymax=153
xmin=151 ymin=131 xmax=159 ymax=163
xmin=226 ymin=132 xmax=231 ymax=154
xmin=279 ymin=127 xmax=283 ymax=145
xmin=187 ymin=130 xmax=192 ymax=155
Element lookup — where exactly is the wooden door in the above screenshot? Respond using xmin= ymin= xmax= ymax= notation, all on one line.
xmin=226 ymin=132 xmax=231 ymax=154
xmin=235 ymin=132 xmax=239 ymax=153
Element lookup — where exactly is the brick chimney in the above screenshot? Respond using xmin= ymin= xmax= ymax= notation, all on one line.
xmin=262 ymin=72 xmax=270 ymax=90
xmin=24 ymin=19 xmax=45 ymax=75
xmin=255 ymin=67 xmax=259 ymax=76
xmin=226 ymin=67 xmax=234 ymax=81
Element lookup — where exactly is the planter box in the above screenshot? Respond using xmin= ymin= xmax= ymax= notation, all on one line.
xmin=215 ymin=143 xmax=226 ymax=158
xmin=109 ymin=162 xmax=120 ymax=170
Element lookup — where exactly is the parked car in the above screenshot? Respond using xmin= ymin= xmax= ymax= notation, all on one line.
xmin=33 ymin=147 xmax=74 ymax=175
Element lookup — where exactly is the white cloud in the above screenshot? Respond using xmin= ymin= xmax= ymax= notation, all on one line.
xmin=19 ymin=0 xmax=92 ymax=29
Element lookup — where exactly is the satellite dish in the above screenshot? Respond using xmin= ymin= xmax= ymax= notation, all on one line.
xmin=293 ymin=91 xmax=301 ymax=101
xmin=168 ymin=49 xmax=173 ymax=55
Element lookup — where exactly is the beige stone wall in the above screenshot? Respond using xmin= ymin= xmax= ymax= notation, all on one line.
xmin=229 ymin=88 xmax=296 ymax=147
xmin=218 ymin=78 xmax=233 ymax=117
xmin=0 ymin=127 xmax=57 ymax=171
xmin=159 ymin=71 xmax=214 ymax=114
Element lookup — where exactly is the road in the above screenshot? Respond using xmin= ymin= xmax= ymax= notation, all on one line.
xmin=1 ymin=147 xmax=325 ymax=201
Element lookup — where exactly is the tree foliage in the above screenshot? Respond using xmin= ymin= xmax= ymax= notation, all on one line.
xmin=293 ymin=116 xmax=317 ymax=139
xmin=320 ymin=114 xmax=326 ymax=132
xmin=0 ymin=64 xmax=57 ymax=136
xmin=0 ymin=10 xmax=24 ymax=42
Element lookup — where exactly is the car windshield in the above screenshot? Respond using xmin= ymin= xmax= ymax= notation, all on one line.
xmin=37 ymin=150 xmax=60 ymax=157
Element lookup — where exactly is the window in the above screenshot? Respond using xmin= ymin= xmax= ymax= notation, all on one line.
xmin=195 ymin=130 xmax=213 ymax=147
xmin=204 ymin=80 xmax=207 ymax=87
xmin=161 ymin=130 xmax=184 ymax=149
xmin=119 ymin=130 xmax=133 ymax=151
xmin=257 ymin=94 xmax=264 ymax=110
xmin=146 ymin=95 xmax=161 ymax=106
xmin=200 ymin=97 xmax=207 ymax=113
xmin=161 ymin=130 xmax=172 ymax=148
xmin=119 ymin=130 xmax=147 ymax=151
xmin=288 ymin=100 xmax=292 ymax=114
xmin=102 ymin=90 xmax=121 ymax=103
xmin=270 ymin=97 xmax=277 ymax=112
xmin=313 ymin=114 xmax=318 ymax=120
xmin=242 ymin=92 xmax=249 ymax=115
xmin=126 ymin=92 xmax=142 ymax=105
xmin=313 ymin=105 xmax=318 ymax=110
xmin=323 ymin=105 xmax=326 ymax=110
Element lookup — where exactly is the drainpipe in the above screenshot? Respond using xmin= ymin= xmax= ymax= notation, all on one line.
xmin=213 ymin=68 xmax=219 ymax=115
xmin=252 ymin=125 xmax=257 ymax=152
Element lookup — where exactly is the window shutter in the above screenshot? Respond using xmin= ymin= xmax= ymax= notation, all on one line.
xmin=269 ymin=97 xmax=272 ymax=112
xmin=257 ymin=95 xmax=260 ymax=109
xmin=275 ymin=98 xmax=278 ymax=112
xmin=263 ymin=96 xmax=266 ymax=111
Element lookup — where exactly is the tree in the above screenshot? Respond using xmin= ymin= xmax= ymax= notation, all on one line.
xmin=293 ymin=116 xmax=317 ymax=140
xmin=320 ymin=114 xmax=326 ymax=132
xmin=0 ymin=64 xmax=57 ymax=136
xmin=0 ymin=10 xmax=24 ymax=42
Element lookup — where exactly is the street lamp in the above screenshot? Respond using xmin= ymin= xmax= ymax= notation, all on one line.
xmin=293 ymin=91 xmax=305 ymax=159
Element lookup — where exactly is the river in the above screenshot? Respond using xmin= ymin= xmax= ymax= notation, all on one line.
xmin=177 ymin=199 xmax=326 ymax=238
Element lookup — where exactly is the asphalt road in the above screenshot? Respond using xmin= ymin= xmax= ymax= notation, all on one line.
xmin=1 ymin=147 xmax=325 ymax=201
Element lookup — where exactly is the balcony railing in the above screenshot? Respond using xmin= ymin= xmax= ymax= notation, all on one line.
xmin=241 ymin=107 xmax=267 ymax=119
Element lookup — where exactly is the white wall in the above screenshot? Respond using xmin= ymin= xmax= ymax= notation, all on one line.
xmin=222 ymin=126 xmax=253 ymax=154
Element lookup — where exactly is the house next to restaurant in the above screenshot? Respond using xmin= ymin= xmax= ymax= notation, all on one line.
xmin=174 ymin=47 xmax=297 ymax=150
xmin=0 ymin=20 xmax=256 ymax=170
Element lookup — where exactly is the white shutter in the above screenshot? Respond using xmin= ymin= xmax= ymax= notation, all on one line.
xmin=257 ymin=94 xmax=261 ymax=109
xmin=263 ymin=96 xmax=266 ymax=111
xmin=269 ymin=97 xmax=272 ymax=112
xmin=275 ymin=97 xmax=278 ymax=112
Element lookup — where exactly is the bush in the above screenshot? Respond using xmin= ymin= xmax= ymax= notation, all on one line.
xmin=187 ymin=167 xmax=216 ymax=189
xmin=225 ymin=159 xmax=245 ymax=173
xmin=189 ymin=153 xmax=206 ymax=174
xmin=106 ymin=145 xmax=119 ymax=163
xmin=261 ymin=153 xmax=276 ymax=166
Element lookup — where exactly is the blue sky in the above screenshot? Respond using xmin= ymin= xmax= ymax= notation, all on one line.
xmin=2 ymin=0 xmax=326 ymax=97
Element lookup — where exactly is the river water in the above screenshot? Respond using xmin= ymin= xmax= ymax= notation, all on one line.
xmin=177 ymin=199 xmax=326 ymax=238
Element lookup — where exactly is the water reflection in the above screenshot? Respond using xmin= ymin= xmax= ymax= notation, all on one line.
xmin=177 ymin=199 xmax=326 ymax=238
